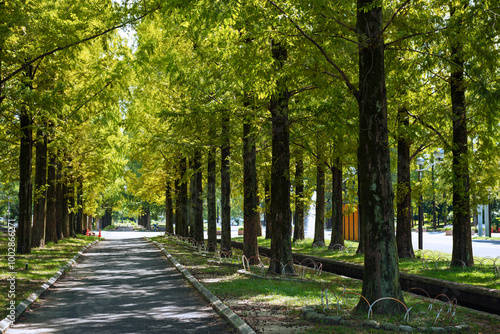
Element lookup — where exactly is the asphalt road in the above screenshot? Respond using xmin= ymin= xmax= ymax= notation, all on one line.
xmin=6 ymin=238 xmax=230 ymax=334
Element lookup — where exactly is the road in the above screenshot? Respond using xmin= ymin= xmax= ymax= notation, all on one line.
xmin=7 ymin=237 xmax=230 ymax=334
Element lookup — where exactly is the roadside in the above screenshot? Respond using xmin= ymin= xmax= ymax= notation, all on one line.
xmin=151 ymin=235 xmax=500 ymax=333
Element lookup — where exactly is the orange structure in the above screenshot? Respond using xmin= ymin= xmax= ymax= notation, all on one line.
xmin=343 ymin=204 xmax=359 ymax=241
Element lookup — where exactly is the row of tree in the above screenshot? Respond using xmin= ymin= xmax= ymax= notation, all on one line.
xmin=2 ymin=0 xmax=500 ymax=315
xmin=123 ymin=0 xmax=500 ymax=313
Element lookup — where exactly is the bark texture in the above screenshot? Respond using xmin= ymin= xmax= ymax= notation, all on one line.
xmin=17 ymin=106 xmax=33 ymax=254
xmin=293 ymin=158 xmax=305 ymax=241
xmin=45 ymin=152 xmax=58 ymax=243
xmin=396 ymin=107 xmax=414 ymax=258
xmin=193 ymin=150 xmax=204 ymax=242
xmin=313 ymin=159 xmax=325 ymax=246
xmin=243 ymin=121 xmax=259 ymax=264
xmin=165 ymin=182 xmax=174 ymax=234
xmin=207 ymin=145 xmax=217 ymax=250
xmin=329 ymin=161 xmax=344 ymax=249
xmin=355 ymin=0 xmax=404 ymax=313
xmin=221 ymin=114 xmax=232 ymax=253
xmin=268 ymin=40 xmax=294 ymax=275
xmin=32 ymin=129 xmax=47 ymax=248
xmin=449 ymin=13 xmax=472 ymax=266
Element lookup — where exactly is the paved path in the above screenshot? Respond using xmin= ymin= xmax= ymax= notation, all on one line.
xmin=7 ymin=238 xmax=230 ymax=334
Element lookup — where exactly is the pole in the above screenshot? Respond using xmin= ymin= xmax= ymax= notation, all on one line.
xmin=432 ymin=164 xmax=436 ymax=229
xmin=418 ymin=170 xmax=423 ymax=250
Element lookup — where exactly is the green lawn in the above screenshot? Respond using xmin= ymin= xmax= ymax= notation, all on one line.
xmin=234 ymin=237 xmax=500 ymax=290
xmin=151 ymin=235 xmax=500 ymax=333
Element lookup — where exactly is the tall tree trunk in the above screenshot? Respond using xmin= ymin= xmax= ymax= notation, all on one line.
xmin=17 ymin=104 xmax=33 ymax=254
xmin=56 ymin=162 xmax=64 ymax=240
xmin=268 ymin=40 xmax=294 ymax=275
xmin=355 ymin=0 xmax=404 ymax=313
xmin=220 ymin=114 xmax=232 ymax=253
xmin=329 ymin=159 xmax=344 ymax=249
xmin=165 ymin=182 xmax=174 ymax=234
xmin=177 ymin=157 xmax=189 ymax=237
xmin=207 ymin=145 xmax=217 ymax=250
xmin=193 ymin=150 xmax=204 ymax=242
xmin=293 ymin=157 xmax=305 ymax=241
xmin=313 ymin=158 xmax=325 ymax=246
xmin=32 ymin=129 xmax=47 ymax=248
xmin=76 ymin=178 xmax=84 ymax=235
xmin=450 ymin=5 xmax=472 ymax=267
xmin=61 ymin=177 xmax=70 ymax=238
xmin=396 ymin=107 xmax=414 ymax=258
xmin=243 ymin=121 xmax=259 ymax=264
xmin=189 ymin=158 xmax=195 ymax=237
xmin=45 ymin=152 xmax=58 ymax=243
xmin=68 ymin=181 xmax=76 ymax=237
xmin=264 ymin=178 xmax=271 ymax=239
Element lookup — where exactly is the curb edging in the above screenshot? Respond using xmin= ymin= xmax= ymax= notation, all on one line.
xmin=150 ymin=240 xmax=255 ymax=334
xmin=0 ymin=240 xmax=99 ymax=334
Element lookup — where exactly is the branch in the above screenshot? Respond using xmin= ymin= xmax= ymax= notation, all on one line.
xmin=384 ymin=27 xmax=447 ymax=48
xmin=0 ymin=6 xmax=160 ymax=87
xmin=319 ymin=13 xmax=356 ymax=33
xmin=289 ymin=85 xmax=316 ymax=97
xmin=406 ymin=110 xmax=450 ymax=150
xmin=65 ymin=78 xmax=116 ymax=121
xmin=379 ymin=0 xmax=412 ymax=38
xmin=266 ymin=0 xmax=358 ymax=97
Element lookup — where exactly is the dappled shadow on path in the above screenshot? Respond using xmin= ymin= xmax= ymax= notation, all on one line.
xmin=7 ymin=238 xmax=230 ymax=334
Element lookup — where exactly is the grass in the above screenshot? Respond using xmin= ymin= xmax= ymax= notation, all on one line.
xmin=151 ymin=235 xmax=500 ymax=333
xmin=0 ymin=233 xmax=99 ymax=320
xmin=233 ymin=236 xmax=500 ymax=290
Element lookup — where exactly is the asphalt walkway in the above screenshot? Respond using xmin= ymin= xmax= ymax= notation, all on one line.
xmin=6 ymin=238 xmax=231 ymax=334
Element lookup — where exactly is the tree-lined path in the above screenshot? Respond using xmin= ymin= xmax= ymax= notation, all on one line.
xmin=6 ymin=239 xmax=230 ymax=334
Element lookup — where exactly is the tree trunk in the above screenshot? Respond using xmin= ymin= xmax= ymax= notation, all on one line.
xmin=61 ymin=178 xmax=70 ymax=238
xmin=220 ymin=114 xmax=232 ymax=253
xmin=45 ymin=152 xmax=58 ymax=243
xmin=193 ymin=149 xmax=204 ymax=242
xmin=32 ymin=129 xmax=47 ymax=248
xmin=293 ymin=157 xmax=305 ymax=241
xmin=449 ymin=7 xmax=472 ymax=267
xmin=17 ymin=105 xmax=33 ymax=254
xmin=177 ymin=157 xmax=189 ymax=237
xmin=68 ymin=181 xmax=76 ymax=237
xmin=355 ymin=0 xmax=404 ymax=313
xmin=56 ymin=162 xmax=64 ymax=240
xmin=102 ymin=208 xmax=112 ymax=230
xmin=264 ymin=178 xmax=271 ymax=239
xmin=396 ymin=107 xmax=414 ymax=258
xmin=207 ymin=145 xmax=217 ymax=250
xmin=76 ymin=178 xmax=84 ymax=235
xmin=268 ymin=40 xmax=294 ymax=275
xmin=329 ymin=160 xmax=344 ymax=249
xmin=243 ymin=121 xmax=259 ymax=264
xmin=165 ymin=182 xmax=174 ymax=234
xmin=313 ymin=158 xmax=325 ymax=246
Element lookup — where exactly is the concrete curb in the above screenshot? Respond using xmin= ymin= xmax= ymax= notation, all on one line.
xmin=150 ymin=240 xmax=255 ymax=334
xmin=0 ymin=240 xmax=99 ymax=334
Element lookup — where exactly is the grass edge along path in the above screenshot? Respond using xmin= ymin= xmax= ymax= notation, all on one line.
xmin=149 ymin=239 xmax=255 ymax=334
xmin=0 ymin=236 xmax=99 ymax=333
xmin=151 ymin=235 xmax=500 ymax=333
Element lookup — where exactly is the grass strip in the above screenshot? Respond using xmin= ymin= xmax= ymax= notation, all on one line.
xmin=245 ymin=237 xmax=500 ymax=290
xmin=151 ymin=235 xmax=500 ymax=333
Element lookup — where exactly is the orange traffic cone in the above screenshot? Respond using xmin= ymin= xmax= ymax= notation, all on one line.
xmin=86 ymin=229 xmax=89 ymax=236
xmin=98 ymin=229 xmax=101 ymax=238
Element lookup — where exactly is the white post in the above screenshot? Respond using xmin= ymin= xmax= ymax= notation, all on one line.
xmin=478 ymin=205 xmax=483 ymax=237
xmin=485 ymin=204 xmax=490 ymax=237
